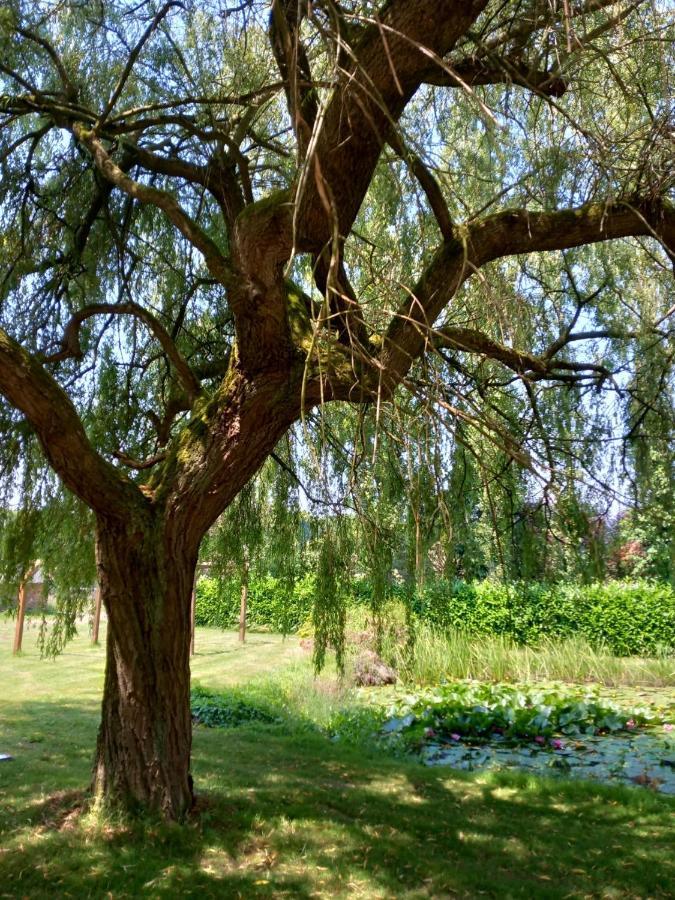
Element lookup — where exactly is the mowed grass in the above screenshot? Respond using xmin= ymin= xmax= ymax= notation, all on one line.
xmin=0 ymin=616 xmax=674 ymax=898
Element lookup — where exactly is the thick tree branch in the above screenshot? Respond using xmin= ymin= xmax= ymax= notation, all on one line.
xmin=313 ymin=250 xmax=370 ymax=349
xmin=113 ymin=450 xmax=167 ymax=470
xmin=381 ymin=198 xmax=675 ymax=388
xmin=295 ymin=0 xmax=490 ymax=251
xmin=436 ymin=324 xmax=641 ymax=381
xmin=436 ymin=326 xmax=547 ymax=375
xmin=472 ymin=0 xmax=630 ymax=58
xmin=230 ymin=192 xmax=296 ymax=373
xmin=269 ymin=0 xmax=319 ymax=158
xmin=0 ymin=328 xmax=143 ymax=514
xmin=422 ymin=56 xmax=567 ymax=97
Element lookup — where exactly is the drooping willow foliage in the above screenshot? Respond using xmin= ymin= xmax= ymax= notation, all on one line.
xmin=0 ymin=0 xmax=673 ymax=657
xmin=0 ymin=487 xmax=95 ymax=655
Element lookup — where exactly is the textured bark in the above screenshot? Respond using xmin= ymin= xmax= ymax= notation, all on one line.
xmin=92 ymin=511 xmax=196 ymax=819
xmin=90 ymin=373 xmax=303 ymax=818
xmin=294 ymin=0 xmax=490 ymax=249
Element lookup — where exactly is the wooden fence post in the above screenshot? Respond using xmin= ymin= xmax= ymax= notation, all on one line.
xmin=12 ymin=564 xmax=36 ymax=655
xmin=92 ymin=585 xmax=102 ymax=645
xmin=12 ymin=577 xmax=28 ymax=655
xmin=238 ymin=549 xmax=249 ymax=644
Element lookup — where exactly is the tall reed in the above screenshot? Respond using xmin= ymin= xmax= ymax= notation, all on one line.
xmin=379 ymin=624 xmax=675 ymax=687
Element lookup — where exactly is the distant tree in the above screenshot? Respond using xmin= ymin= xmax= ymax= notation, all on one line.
xmin=0 ymin=1 xmax=672 ymax=818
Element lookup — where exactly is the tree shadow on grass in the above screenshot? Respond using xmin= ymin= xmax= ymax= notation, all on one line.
xmin=1 ymin=700 xmax=674 ymax=898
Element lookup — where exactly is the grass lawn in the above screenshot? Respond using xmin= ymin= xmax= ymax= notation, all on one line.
xmin=1 ymin=616 xmax=674 ymax=898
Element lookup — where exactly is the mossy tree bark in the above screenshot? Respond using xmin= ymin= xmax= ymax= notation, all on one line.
xmin=92 ymin=511 xmax=196 ymax=818
xmin=88 ymin=374 xmax=304 ymax=818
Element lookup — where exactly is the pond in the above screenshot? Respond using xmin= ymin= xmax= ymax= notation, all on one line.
xmin=422 ymin=729 xmax=675 ymax=794
xmin=364 ymin=681 xmax=675 ymax=796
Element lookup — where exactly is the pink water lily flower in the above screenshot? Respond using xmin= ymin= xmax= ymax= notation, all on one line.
xmin=625 ymin=719 xmax=636 ymax=730
xmin=534 ymin=736 xmax=546 ymax=745
xmin=450 ymin=733 xmax=461 ymax=742
xmin=550 ymin=738 xmax=565 ymax=750
xmin=664 ymin=723 xmax=674 ymax=732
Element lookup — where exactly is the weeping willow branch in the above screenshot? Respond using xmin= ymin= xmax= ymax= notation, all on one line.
xmin=0 ymin=328 xmax=142 ymax=514
xmin=72 ymin=123 xmax=235 ymax=288
xmin=42 ymin=301 xmax=202 ymax=403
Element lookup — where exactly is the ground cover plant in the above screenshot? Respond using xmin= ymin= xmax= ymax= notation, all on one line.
xmin=325 ymin=682 xmax=675 ymax=795
xmin=2 ymin=618 xmax=674 ymax=897
xmin=331 ymin=682 xmax=659 ymax=744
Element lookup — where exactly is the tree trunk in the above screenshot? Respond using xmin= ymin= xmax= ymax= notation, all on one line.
xmin=414 ymin=511 xmax=425 ymax=593
xmin=91 ymin=513 xmax=196 ymax=820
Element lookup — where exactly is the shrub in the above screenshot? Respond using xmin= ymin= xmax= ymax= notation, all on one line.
xmin=195 ymin=572 xmax=316 ymax=633
xmin=412 ymin=579 xmax=675 ymax=657
xmin=190 ymin=685 xmax=281 ymax=728
xmin=196 ymin=571 xmax=674 ymax=658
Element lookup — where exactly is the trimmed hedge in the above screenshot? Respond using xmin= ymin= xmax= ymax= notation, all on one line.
xmin=195 ymin=573 xmax=316 ymax=633
xmin=195 ymin=574 xmax=675 ymax=657
xmin=411 ymin=579 xmax=675 ymax=657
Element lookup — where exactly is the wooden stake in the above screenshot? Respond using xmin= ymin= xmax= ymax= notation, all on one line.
xmin=92 ymin=585 xmax=102 ymax=645
xmin=12 ymin=565 xmax=35 ymax=655
xmin=238 ymin=550 xmax=249 ymax=643
xmin=13 ymin=578 xmax=27 ymax=655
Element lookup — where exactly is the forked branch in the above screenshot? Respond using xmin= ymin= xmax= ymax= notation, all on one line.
xmin=381 ymin=198 xmax=675 ymax=387
xmin=72 ymin=124 xmax=234 ymax=288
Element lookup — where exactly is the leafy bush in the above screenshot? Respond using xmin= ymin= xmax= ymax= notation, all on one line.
xmin=411 ymin=580 xmax=675 ymax=657
xmin=195 ymin=572 xmax=316 ymax=633
xmin=190 ymin=686 xmax=281 ymax=728
xmin=196 ymin=571 xmax=674 ymax=658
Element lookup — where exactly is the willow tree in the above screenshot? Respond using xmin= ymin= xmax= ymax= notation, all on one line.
xmin=0 ymin=0 xmax=673 ymax=818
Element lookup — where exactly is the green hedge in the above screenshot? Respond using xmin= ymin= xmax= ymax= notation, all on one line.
xmin=411 ymin=579 xmax=675 ymax=657
xmin=196 ymin=574 xmax=675 ymax=657
xmin=195 ymin=573 xmax=316 ymax=633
